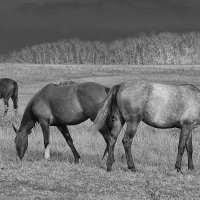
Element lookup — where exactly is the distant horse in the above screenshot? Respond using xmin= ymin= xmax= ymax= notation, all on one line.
xmin=0 ymin=78 xmax=18 ymax=116
xmin=93 ymin=80 xmax=200 ymax=172
xmin=59 ymin=80 xmax=77 ymax=86
xmin=12 ymin=82 xmax=120 ymax=163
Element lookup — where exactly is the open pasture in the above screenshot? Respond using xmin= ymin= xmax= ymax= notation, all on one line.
xmin=1 ymin=64 xmax=200 ymax=199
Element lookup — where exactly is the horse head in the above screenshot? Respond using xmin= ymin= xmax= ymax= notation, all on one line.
xmin=12 ymin=124 xmax=28 ymax=160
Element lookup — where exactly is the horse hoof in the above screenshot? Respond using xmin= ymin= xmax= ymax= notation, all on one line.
xmin=128 ymin=166 xmax=137 ymax=172
xmin=176 ymin=168 xmax=183 ymax=173
xmin=74 ymin=159 xmax=79 ymax=164
xmin=188 ymin=166 xmax=195 ymax=171
xmin=175 ymin=165 xmax=182 ymax=173
xmin=106 ymin=166 xmax=112 ymax=172
xmin=0 ymin=165 xmax=4 ymax=170
xmin=188 ymin=167 xmax=196 ymax=173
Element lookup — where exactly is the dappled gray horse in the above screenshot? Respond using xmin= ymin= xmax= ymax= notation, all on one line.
xmin=12 ymin=82 xmax=120 ymax=163
xmin=93 ymin=80 xmax=200 ymax=172
xmin=0 ymin=78 xmax=18 ymax=116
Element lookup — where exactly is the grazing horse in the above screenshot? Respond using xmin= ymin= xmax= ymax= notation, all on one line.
xmin=12 ymin=82 xmax=119 ymax=163
xmin=59 ymin=80 xmax=77 ymax=86
xmin=0 ymin=78 xmax=18 ymax=116
xmin=93 ymin=80 xmax=200 ymax=172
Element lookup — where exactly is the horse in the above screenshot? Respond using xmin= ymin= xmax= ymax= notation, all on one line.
xmin=0 ymin=78 xmax=18 ymax=116
xmin=12 ymin=82 xmax=120 ymax=163
xmin=93 ymin=80 xmax=200 ymax=172
xmin=59 ymin=80 xmax=77 ymax=86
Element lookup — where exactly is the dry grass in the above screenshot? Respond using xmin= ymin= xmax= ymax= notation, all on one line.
xmin=1 ymin=64 xmax=200 ymax=199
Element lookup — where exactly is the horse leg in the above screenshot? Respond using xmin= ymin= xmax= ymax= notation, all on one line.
xmin=100 ymin=106 xmax=125 ymax=160
xmin=56 ymin=125 xmax=80 ymax=163
xmin=99 ymin=125 xmax=110 ymax=160
xmin=186 ymin=131 xmax=194 ymax=170
xmin=3 ymin=99 xmax=9 ymax=116
xmin=106 ymin=117 xmax=122 ymax=172
xmin=175 ymin=124 xmax=193 ymax=172
xmin=122 ymin=120 xmax=139 ymax=172
xmin=39 ymin=119 xmax=51 ymax=160
xmin=11 ymin=94 xmax=18 ymax=114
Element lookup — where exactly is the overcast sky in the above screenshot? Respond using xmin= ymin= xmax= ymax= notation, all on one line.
xmin=0 ymin=0 xmax=200 ymax=54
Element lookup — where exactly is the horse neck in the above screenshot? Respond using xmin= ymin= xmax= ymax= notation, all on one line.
xmin=19 ymin=107 xmax=35 ymax=134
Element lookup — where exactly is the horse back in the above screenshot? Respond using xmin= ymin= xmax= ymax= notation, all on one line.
xmin=149 ymin=83 xmax=200 ymax=127
xmin=117 ymin=81 xmax=200 ymax=128
xmin=31 ymin=84 xmax=87 ymax=125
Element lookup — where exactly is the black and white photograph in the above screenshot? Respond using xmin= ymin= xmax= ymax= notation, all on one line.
xmin=1 ymin=0 xmax=200 ymax=199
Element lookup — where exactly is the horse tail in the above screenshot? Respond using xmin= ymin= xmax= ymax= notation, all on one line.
xmin=12 ymin=81 xmax=18 ymax=110
xmin=93 ymin=84 xmax=121 ymax=131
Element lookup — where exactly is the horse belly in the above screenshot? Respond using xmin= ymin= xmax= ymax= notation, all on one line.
xmin=47 ymin=98 xmax=87 ymax=124
xmin=143 ymin=111 xmax=180 ymax=128
xmin=143 ymin=99 xmax=181 ymax=128
xmin=55 ymin=110 xmax=88 ymax=125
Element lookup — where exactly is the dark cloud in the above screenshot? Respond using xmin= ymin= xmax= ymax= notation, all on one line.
xmin=18 ymin=0 xmax=103 ymax=14
xmin=17 ymin=0 xmax=200 ymax=13
xmin=0 ymin=0 xmax=200 ymax=54
xmin=19 ymin=2 xmax=83 ymax=14
xmin=0 ymin=26 xmax=68 ymax=53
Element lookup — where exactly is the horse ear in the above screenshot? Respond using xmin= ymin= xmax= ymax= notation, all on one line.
xmin=12 ymin=124 xmax=19 ymax=134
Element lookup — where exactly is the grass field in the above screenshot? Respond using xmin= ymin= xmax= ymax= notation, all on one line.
xmin=1 ymin=64 xmax=200 ymax=199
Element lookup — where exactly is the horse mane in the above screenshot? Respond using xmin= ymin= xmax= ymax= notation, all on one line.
xmin=19 ymin=93 xmax=38 ymax=132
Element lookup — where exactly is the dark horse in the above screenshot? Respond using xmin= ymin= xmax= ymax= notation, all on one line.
xmin=0 ymin=78 xmax=18 ymax=116
xmin=12 ymin=82 xmax=119 ymax=163
xmin=93 ymin=80 xmax=200 ymax=172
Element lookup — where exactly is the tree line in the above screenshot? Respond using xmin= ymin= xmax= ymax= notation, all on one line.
xmin=1 ymin=32 xmax=200 ymax=65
